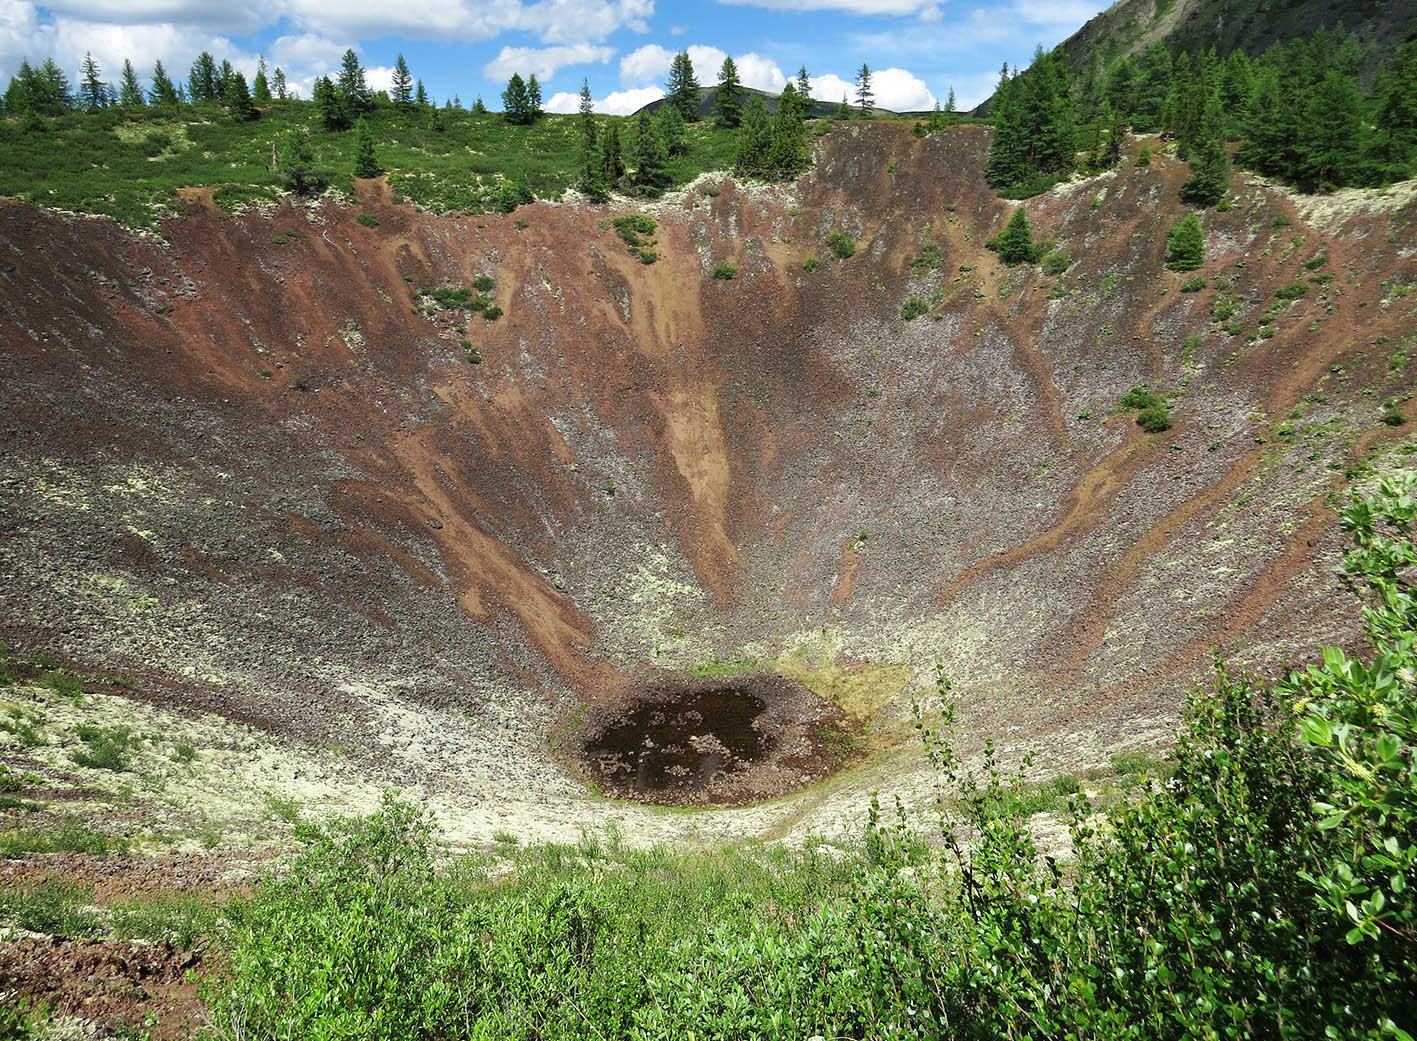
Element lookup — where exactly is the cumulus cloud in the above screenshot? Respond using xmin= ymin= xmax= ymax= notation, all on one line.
xmin=807 ymin=67 xmax=934 ymax=111
xmin=715 ymin=0 xmax=935 ymax=14
xmin=620 ymin=42 xmax=785 ymax=92
xmin=483 ymin=42 xmax=612 ymax=82
xmin=40 ymin=0 xmax=279 ymax=34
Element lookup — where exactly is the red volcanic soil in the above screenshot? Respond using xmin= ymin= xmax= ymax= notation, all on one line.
xmin=0 ymin=122 xmax=1413 ymax=796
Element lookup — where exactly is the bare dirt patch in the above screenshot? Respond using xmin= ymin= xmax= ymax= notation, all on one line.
xmin=573 ymin=673 xmax=859 ymax=805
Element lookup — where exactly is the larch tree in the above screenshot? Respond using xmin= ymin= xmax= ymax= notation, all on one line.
xmin=715 ymin=56 xmax=743 ymax=127
xmin=665 ymin=51 xmax=700 ymax=121
xmin=252 ymin=57 xmax=271 ymax=105
xmin=225 ymin=71 xmax=257 ymax=121
xmin=1178 ymin=93 xmax=1229 ymax=206
xmin=149 ymin=61 xmax=178 ymax=106
xmin=80 ymin=52 xmax=105 ymax=110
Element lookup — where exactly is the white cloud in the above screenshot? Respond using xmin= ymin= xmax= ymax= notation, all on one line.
xmin=715 ymin=0 xmax=935 ymax=14
xmin=669 ymin=23 xmax=687 ymax=35
xmin=620 ymin=42 xmax=784 ymax=92
xmin=517 ymin=0 xmax=652 ymax=43
xmin=544 ymin=90 xmax=581 ymax=113
xmin=809 ymin=73 xmax=853 ymax=102
xmin=484 ymin=42 xmax=612 ymax=82
xmin=40 ymin=0 xmax=279 ymax=34
xmin=870 ymin=66 xmax=935 ymax=110
xmin=597 ymin=84 xmax=662 ymax=114
xmin=619 ymin=43 xmax=672 ymax=83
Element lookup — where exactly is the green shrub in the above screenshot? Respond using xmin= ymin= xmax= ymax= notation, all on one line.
xmin=1137 ymin=402 xmax=1173 ymax=432
xmin=483 ymin=305 xmax=503 ymax=321
xmin=1381 ymin=401 xmax=1406 ymax=426
xmin=0 ymin=877 xmax=102 ymax=938
xmin=900 ymin=295 xmax=929 ymax=320
xmin=825 ymin=231 xmax=855 ymax=259
xmin=472 ymin=275 xmax=495 ymax=292
xmin=0 ymin=816 xmax=126 ymax=856
xmin=1041 ymin=249 xmax=1072 ymax=274
xmin=1276 ymin=281 xmax=1309 ymax=300
xmin=70 ymin=724 xmax=138 ymax=771
xmin=356 ymin=213 xmax=379 ymax=227
xmin=802 ymin=255 xmax=819 ymax=272
xmin=712 ymin=262 xmax=738 ymax=280
xmin=986 ymin=207 xmax=1038 ymax=265
xmin=1120 ymin=385 xmax=1164 ymax=411
xmin=1180 ymin=276 xmax=1207 ymax=292
xmin=1165 ymin=214 xmax=1205 ymax=271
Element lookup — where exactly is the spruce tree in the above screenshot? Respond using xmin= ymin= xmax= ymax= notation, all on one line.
xmin=1297 ymin=68 xmax=1362 ymax=192
xmin=658 ymin=102 xmax=687 ymax=156
xmin=472 ymin=96 xmax=487 ymax=114
xmin=119 ymin=60 xmax=144 ymax=107
xmin=527 ymin=74 xmax=543 ymax=120
xmin=734 ymin=96 xmax=772 ymax=178
xmin=337 ymin=49 xmax=371 ymax=115
xmin=984 ymin=68 xmax=1026 ymax=186
xmin=1131 ymin=41 xmax=1172 ymax=132
xmin=1165 ymin=214 xmax=1205 ymax=271
xmin=578 ymin=81 xmax=605 ymax=200
xmin=353 ymin=119 xmax=379 ymax=177
xmin=39 ymin=59 xmax=73 ymax=113
xmin=630 ymin=109 xmax=670 ymax=194
xmin=1092 ymin=103 xmax=1127 ymax=171
xmin=797 ymin=66 xmax=810 ymax=101
xmin=1218 ymin=50 xmax=1253 ymax=139
xmin=189 ymin=52 xmax=217 ymax=103
xmin=855 ymin=63 xmax=873 ymax=114
xmin=225 ymin=71 xmax=257 ymax=122
xmin=766 ymin=82 xmax=809 ymax=179
xmin=665 ymin=51 xmax=700 ymax=121
xmin=578 ymin=79 xmax=596 ymax=148
xmin=217 ymin=59 xmax=235 ymax=98
xmin=252 ymin=57 xmax=271 ymax=105
xmin=415 ymin=80 xmax=428 ymax=107
xmin=715 ymin=57 xmax=743 ymax=128
xmin=837 ymin=95 xmax=850 ymax=120
xmin=80 ymin=52 xmax=105 ymax=110
xmin=391 ymin=54 xmax=413 ymax=109
xmin=281 ymin=128 xmax=322 ymax=195
xmin=600 ymin=123 xmax=624 ymax=188
xmin=150 ymin=61 xmax=178 ymax=106
xmin=987 ymin=207 xmax=1036 ymax=265
xmin=502 ymin=74 xmax=533 ymax=125
xmin=1103 ymin=57 xmax=1136 ymax=122
xmin=314 ymin=75 xmax=349 ymax=131
xmin=272 ymin=67 xmax=287 ymax=101
xmin=945 ymin=86 xmax=956 ymax=113
xmin=1179 ymin=94 xmax=1229 ymax=206
xmin=1370 ymin=40 xmax=1417 ymax=174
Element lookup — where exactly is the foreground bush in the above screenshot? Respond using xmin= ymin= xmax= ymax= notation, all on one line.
xmin=210 ymin=475 xmax=1417 ymax=1039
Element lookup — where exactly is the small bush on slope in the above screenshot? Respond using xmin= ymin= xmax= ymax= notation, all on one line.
xmin=209 ymin=475 xmax=1417 ymax=1040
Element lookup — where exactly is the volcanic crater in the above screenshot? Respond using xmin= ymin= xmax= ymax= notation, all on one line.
xmin=1 ymin=122 xmax=1414 ymax=845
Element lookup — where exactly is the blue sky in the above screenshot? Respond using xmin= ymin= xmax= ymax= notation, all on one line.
xmin=0 ymin=0 xmax=1108 ymax=114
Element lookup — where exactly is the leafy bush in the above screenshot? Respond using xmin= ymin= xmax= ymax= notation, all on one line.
xmin=1181 ymin=276 xmax=1207 ymax=292
xmin=1041 ymin=249 xmax=1072 ymax=274
xmin=0 ymin=877 xmax=102 ymax=938
xmin=1119 ymin=385 xmax=1164 ymax=411
xmin=356 ymin=213 xmax=379 ymax=227
xmin=473 ymin=275 xmax=495 ymax=292
xmin=1276 ymin=281 xmax=1309 ymax=300
xmin=802 ymin=255 xmax=818 ymax=272
xmin=825 ymin=231 xmax=855 ymax=259
xmin=712 ymin=262 xmax=738 ymax=280
xmin=0 ymin=816 xmax=126 ymax=856
xmin=900 ymin=295 xmax=929 ymax=320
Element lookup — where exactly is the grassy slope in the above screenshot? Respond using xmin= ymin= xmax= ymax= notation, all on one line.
xmin=0 ymin=101 xmax=742 ymax=228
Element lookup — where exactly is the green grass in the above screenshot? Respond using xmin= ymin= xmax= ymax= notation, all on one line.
xmin=0 ymin=877 xmax=103 ymax=938
xmin=0 ymin=816 xmax=127 ymax=856
xmin=0 ymin=102 xmax=742 ymax=228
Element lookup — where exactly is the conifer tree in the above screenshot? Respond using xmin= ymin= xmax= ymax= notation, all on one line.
xmin=1179 ymin=93 xmax=1229 ymax=206
xmin=855 ymin=63 xmax=873 ymax=114
xmin=272 ymin=67 xmax=287 ymax=101
xmin=1217 ymin=50 xmax=1253 ymax=138
xmin=338 ymin=49 xmax=371 ymax=114
xmin=252 ymin=57 xmax=271 ymax=105
xmin=600 ymin=122 xmax=624 ymax=188
xmin=501 ymin=74 xmax=534 ymax=125
xmin=216 ymin=59 xmax=235 ymax=98
xmin=715 ymin=56 xmax=743 ymax=127
xmin=527 ymin=74 xmax=543 ymax=120
xmin=472 ymin=96 xmax=487 ymax=114
xmin=658 ymin=102 xmax=688 ymax=156
xmin=1091 ymin=102 xmax=1126 ymax=171
xmin=987 ymin=207 xmax=1036 ymax=265
xmin=119 ymin=60 xmax=144 ymax=107
xmin=188 ymin=52 xmax=217 ymax=102
xmin=837 ymin=94 xmax=850 ymax=120
xmin=1131 ymin=41 xmax=1172 ymax=132
xmin=630 ymin=109 xmax=670 ymax=194
xmin=1165 ymin=214 xmax=1205 ymax=271
xmin=40 ymin=59 xmax=73 ymax=113
xmin=797 ymin=66 xmax=810 ymax=101
xmin=415 ymin=80 xmax=428 ymax=106
xmin=281 ymin=128 xmax=323 ymax=195
xmin=1370 ymin=40 xmax=1417 ymax=174
xmin=665 ymin=51 xmax=700 ymax=121
xmin=225 ymin=71 xmax=257 ymax=122
xmin=1103 ymin=57 xmax=1136 ymax=122
xmin=353 ymin=118 xmax=379 ymax=177
xmin=945 ymin=86 xmax=956 ymax=113
xmin=577 ymin=81 xmax=606 ymax=201
xmin=314 ymin=75 xmax=349 ymax=131
xmin=391 ymin=54 xmax=413 ymax=109
xmin=149 ymin=61 xmax=178 ymax=106
xmin=734 ymin=96 xmax=772 ymax=177
xmin=80 ymin=52 xmax=105 ymax=110
xmin=578 ymin=79 xmax=596 ymax=148
xmin=1297 ymin=67 xmax=1363 ymax=192
xmin=766 ymin=82 xmax=809 ymax=179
